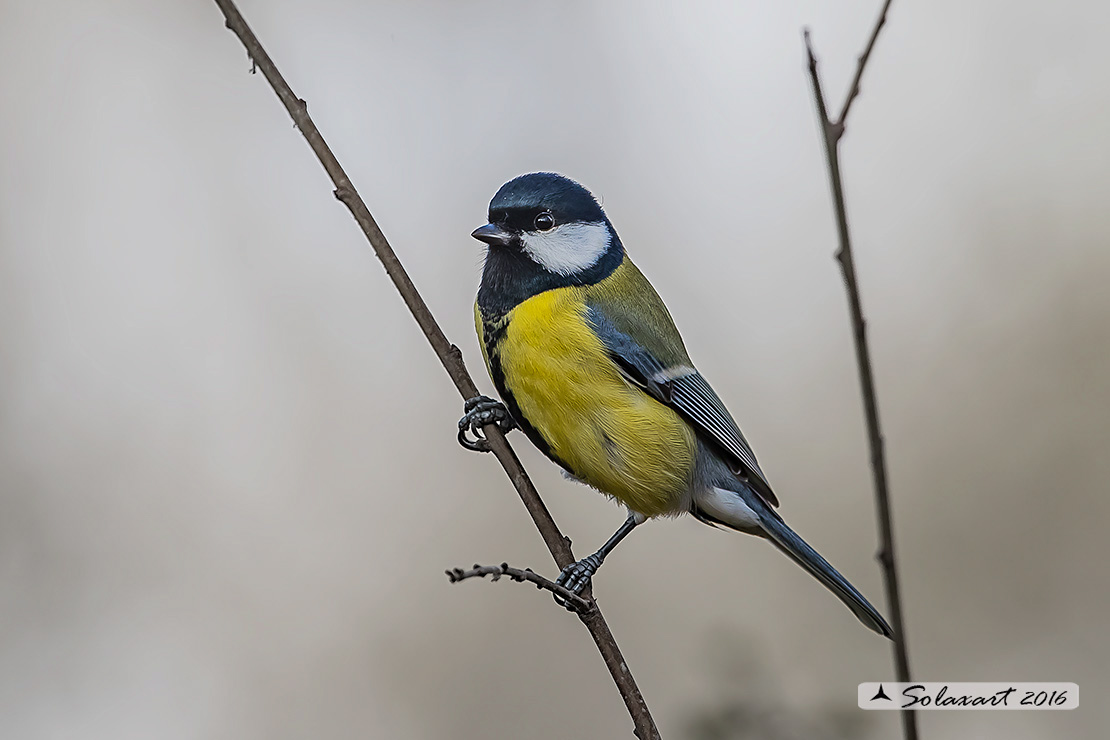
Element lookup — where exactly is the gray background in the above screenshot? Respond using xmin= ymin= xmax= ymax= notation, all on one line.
xmin=1 ymin=1 xmax=1106 ymax=738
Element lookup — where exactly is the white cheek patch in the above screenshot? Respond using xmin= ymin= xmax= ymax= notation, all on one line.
xmin=519 ymin=221 xmax=611 ymax=276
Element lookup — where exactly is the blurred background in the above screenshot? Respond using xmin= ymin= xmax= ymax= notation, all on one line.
xmin=1 ymin=1 xmax=1107 ymax=738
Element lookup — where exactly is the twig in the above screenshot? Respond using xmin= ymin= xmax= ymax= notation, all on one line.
xmin=446 ymin=563 xmax=593 ymax=612
xmin=803 ymin=4 xmax=917 ymax=740
xmin=836 ymin=0 xmax=893 ymax=130
xmin=210 ymin=2 xmax=659 ymax=737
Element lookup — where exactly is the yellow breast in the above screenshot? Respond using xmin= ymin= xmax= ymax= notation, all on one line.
xmin=493 ymin=287 xmax=695 ymax=517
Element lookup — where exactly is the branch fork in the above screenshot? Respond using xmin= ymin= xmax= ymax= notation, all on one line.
xmin=804 ymin=2 xmax=917 ymax=739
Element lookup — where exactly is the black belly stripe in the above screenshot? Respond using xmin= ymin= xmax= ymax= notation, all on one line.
xmin=482 ymin=314 xmax=508 ymax=349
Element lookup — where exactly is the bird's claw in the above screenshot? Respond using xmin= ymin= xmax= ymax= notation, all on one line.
xmin=553 ymin=553 xmax=603 ymax=610
xmin=458 ymin=395 xmax=516 ymax=452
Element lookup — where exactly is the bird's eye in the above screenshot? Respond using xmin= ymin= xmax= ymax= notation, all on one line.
xmin=534 ymin=212 xmax=556 ymax=232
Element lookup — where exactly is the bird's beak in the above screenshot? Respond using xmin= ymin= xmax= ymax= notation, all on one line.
xmin=471 ymin=223 xmax=513 ymax=247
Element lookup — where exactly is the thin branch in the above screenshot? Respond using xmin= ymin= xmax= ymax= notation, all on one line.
xmin=210 ymin=2 xmax=658 ymax=737
xmin=446 ymin=563 xmax=593 ymax=612
xmin=803 ymin=5 xmax=918 ymax=740
xmin=836 ymin=0 xmax=894 ymax=129
xmin=803 ymin=31 xmax=838 ymax=144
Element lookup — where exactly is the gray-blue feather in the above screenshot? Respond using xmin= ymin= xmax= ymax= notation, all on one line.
xmin=758 ymin=509 xmax=894 ymax=636
xmin=585 ymin=302 xmax=779 ymax=508
xmin=691 ymin=443 xmax=893 ymax=636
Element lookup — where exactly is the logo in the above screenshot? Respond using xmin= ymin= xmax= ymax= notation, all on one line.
xmin=870 ymin=684 xmax=892 ymax=702
xmin=858 ymin=683 xmax=1078 ymax=710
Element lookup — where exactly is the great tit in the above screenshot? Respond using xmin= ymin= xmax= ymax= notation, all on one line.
xmin=459 ymin=172 xmax=892 ymax=637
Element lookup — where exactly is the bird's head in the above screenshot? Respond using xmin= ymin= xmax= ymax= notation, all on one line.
xmin=472 ymin=173 xmax=623 ymax=278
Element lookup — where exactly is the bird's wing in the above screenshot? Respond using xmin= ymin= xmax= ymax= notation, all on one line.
xmin=583 ymin=261 xmax=778 ymax=507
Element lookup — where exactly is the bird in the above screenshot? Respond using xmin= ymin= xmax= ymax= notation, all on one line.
xmin=459 ymin=172 xmax=892 ymax=637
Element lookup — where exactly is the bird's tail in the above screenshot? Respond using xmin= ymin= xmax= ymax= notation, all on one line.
xmin=759 ymin=513 xmax=894 ymax=638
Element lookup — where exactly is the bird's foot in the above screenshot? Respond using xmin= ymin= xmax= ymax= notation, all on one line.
xmin=458 ymin=395 xmax=516 ymax=452
xmin=553 ymin=553 xmax=603 ymax=610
